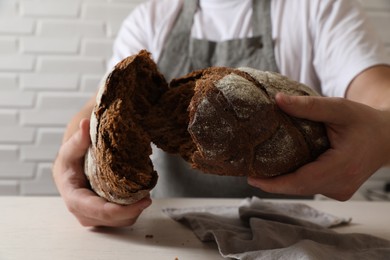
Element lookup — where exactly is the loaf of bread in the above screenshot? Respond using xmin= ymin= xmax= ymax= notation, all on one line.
xmin=85 ymin=50 xmax=329 ymax=204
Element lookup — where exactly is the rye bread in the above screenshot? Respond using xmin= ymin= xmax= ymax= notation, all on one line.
xmin=85 ymin=50 xmax=329 ymax=204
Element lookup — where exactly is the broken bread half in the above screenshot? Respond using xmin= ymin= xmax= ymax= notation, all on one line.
xmin=84 ymin=50 xmax=167 ymax=205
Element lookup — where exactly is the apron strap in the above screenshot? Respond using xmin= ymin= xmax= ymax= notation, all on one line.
xmin=157 ymin=0 xmax=199 ymax=79
xmin=173 ymin=0 xmax=198 ymax=34
xmin=162 ymin=0 xmax=198 ymax=51
xmin=254 ymin=0 xmax=278 ymax=72
xmin=252 ymin=0 xmax=272 ymax=37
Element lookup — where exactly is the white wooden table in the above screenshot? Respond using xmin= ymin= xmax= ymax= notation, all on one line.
xmin=0 ymin=197 xmax=389 ymax=260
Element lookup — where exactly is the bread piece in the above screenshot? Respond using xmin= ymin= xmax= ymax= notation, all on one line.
xmin=145 ymin=65 xmax=328 ymax=177
xmin=187 ymin=67 xmax=329 ymax=177
xmin=84 ymin=50 xmax=167 ymax=205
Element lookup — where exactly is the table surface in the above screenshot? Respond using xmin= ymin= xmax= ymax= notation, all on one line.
xmin=0 ymin=197 xmax=389 ymax=260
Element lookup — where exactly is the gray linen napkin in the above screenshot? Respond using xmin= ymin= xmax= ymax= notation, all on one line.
xmin=163 ymin=197 xmax=390 ymax=259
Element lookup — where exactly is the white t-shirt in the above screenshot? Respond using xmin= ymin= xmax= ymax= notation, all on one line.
xmin=108 ymin=0 xmax=388 ymax=97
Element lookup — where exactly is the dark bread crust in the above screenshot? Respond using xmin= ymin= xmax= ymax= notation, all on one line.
xmin=187 ymin=68 xmax=329 ymax=177
xmin=85 ymin=50 xmax=329 ymax=204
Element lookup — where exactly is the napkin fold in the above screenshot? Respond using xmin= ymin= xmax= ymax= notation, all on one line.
xmin=164 ymin=197 xmax=390 ymax=260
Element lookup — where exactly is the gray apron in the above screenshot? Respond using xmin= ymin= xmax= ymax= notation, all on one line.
xmin=152 ymin=0 xmax=298 ymax=198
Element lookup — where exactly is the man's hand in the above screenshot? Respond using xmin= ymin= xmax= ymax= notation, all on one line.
xmin=52 ymin=118 xmax=152 ymax=227
xmin=248 ymin=93 xmax=390 ymax=201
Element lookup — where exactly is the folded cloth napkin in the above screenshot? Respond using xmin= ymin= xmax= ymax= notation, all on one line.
xmin=163 ymin=197 xmax=390 ymax=260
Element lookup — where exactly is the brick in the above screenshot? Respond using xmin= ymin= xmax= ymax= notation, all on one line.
xmin=80 ymin=75 xmax=102 ymax=92
xmin=0 ymin=1 xmax=18 ymax=18
xmin=37 ymin=92 xmax=90 ymax=109
xmin=0 ymin=145 xmax=19 ymax=161
xmin=0 ymin=91 xmax=35 ymax=108
xmin=82 ymin=3 xmax=135 ymax=22
xmin=107 ymin=20 xmax=124 ymax=38
xmin=20 ymin=1 xmax=80 ymax=17
xmin=81 ymin=38 xmax=113 ymax=58
xmin=0 ymin=37 xmax=18 ymax=54
xmin=0 ymin=55 xmax=35 ymax=71
xmin=0 ymin=181 xmax=19 ymax=196
xmin=0 ymin=18 xmax=35 ymax=34
xmin=0 ymin=126 xmax=35 ymax=143
xmin=36 ymin=128 xmax=64 ymax=145
xmin=37 ymin=56 xmax=105 ymax=74
xmin=20 ymin=37 xmax=79 ymax=54
xmin=20 ymin=109 xmax=79 ymax=126
xmin=0 ymin=162 xmax=35 ymax=178
xmin=0 ymin=110 xmax=19 ymax=126
xmin=0 ymin=73 xmax=18 ymax=90
xmin=20 ymin=163 xmax=59 ymax=195
xmin=37 ymin=20 xmax=105 ymax=37
xmin=20 ymin=73 xmax=79 ymax=91
xmin=21 ymin=144 xmax=59 ymax=161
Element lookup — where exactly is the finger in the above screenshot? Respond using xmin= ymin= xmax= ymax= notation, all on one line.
xmin=248 ymin=173 xmax=311 ymax=197
xmin=80 ymin=216 xmax=140 ymax=228
xmin=102 ymin=196 xmax=152 ymax=221
xmin=60 ymin=119 xmax=91 ymax=163
xmin=99 ymin=197 xmax=152 ymax=227
xmin=275 ymin=93 xmax=349 ymax=125
xmin=248 ymin=150 xmax=343 ymax=196
xmin=68 ymin=188 xmax=152 ymax=227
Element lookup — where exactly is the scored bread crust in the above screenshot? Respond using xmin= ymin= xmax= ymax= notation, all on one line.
xmin=84 ymin=50 xmax=167 ymax=205
xmin=187 ymin=67 xmax=329 ymax=177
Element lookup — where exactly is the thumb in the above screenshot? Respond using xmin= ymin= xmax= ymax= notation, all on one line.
xmin=275 ymin=92 xmax=347 ymax=124
xmin=60 ymin=119 xmax=91 ymax=164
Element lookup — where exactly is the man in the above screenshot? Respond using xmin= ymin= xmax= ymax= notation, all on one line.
xmin=53 ymin=0 xmax=390 ymax=227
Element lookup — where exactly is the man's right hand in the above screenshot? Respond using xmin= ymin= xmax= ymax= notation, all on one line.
xmin=52 ymin=118 xmax=152 ymax=227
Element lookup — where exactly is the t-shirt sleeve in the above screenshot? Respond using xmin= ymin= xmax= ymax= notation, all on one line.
xmin=106 ymin=2 xmax=153 ymax=70
xmin=312 ymin=0 xmax=389 ymax=97
xmin=107 ymin=0 xmax=182 ymax=72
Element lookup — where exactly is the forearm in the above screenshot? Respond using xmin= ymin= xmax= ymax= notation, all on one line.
xmin=62 ymin=94 xmax=96 ymax=143
xmin=346 ymin=65 xmax=390 ymax=111
xmin=347 ymin=65 xmax=390 ymax=166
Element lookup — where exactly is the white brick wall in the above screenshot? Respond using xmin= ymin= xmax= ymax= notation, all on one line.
xmin=0 ymin=0 xmax=389 ymax=197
